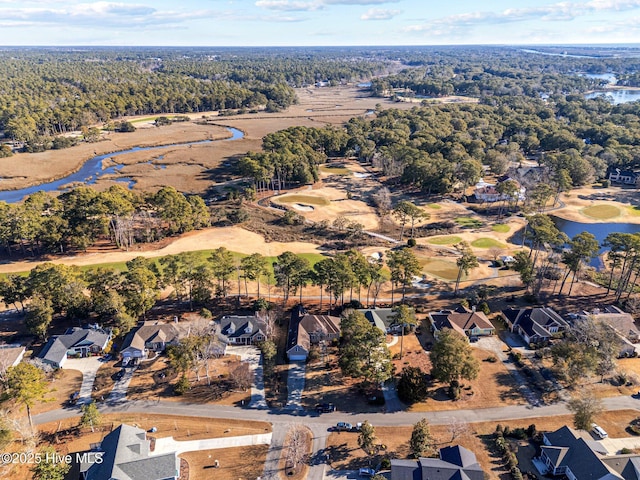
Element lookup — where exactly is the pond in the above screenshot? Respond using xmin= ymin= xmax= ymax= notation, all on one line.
xmin=551 ymin=216 xmax=640 ymax=267
xmin=585 ymin=89 xmax=640 ymax=104
xmin=0 ymin=127 xmax=244 ymax=203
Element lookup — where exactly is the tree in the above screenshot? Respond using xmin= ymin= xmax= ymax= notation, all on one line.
xmin=512 ymin=251 xmax=535 ymax=292
xmin=387 ymin=247 xmax=421 ymax=303
xmin=392 ymin=304 xmax=416 ymax=359
xmin=31 ymin=446 xmax=71 ymax=480
xmin=357 ymin=420 xmax=376 ymax=453
xmin=567 ymin=392 xmax=602 ymax=430
xmin=429 ymin=328 xmax=479 ymax=396
xmin=25 ymin=296 xmax=54 ymax=341
xmin=209 ymin=247 xmax=235 ymax=298
xmin=80 ymin=401 xmax=102 ymax=432
xmin=397 ymin=366 xmax=428 ymax=403
xmin=121 ymin=257 xmax=159 ymax=318
xmin=410 ymin=418 xmax=433 ymax=458
xmin=240 ymin=253 xmax=270 ymax=299
xmin=273 ymin=251 xmax=309 ymax=304
xmin=3 ymin=362 xmax=50 ymax=428
xmin=393 ymin=201 xmax=428 ymax=241
xmin=339 ymin=311 xmax=392 ymax=384
xmin=454 ymin=242 xmax=479 ymax=295
xmin=558 ymin=231 xmax=600 ymax=296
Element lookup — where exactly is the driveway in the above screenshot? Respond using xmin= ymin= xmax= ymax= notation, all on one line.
xmin=107 ymin=366 xmax=137 ymax=404
xmin=153 ymin=432 xmax=272 ymax=456
xmin=62 ymin=356 xmax=103 ymax=405
xmin=285 ymin=361 xmax=306 ymax=410
xmin=226 ymin=345 xmax=267 ymax=408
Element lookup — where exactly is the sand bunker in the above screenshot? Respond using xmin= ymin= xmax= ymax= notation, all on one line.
xmin=292 ymin=203 xmax=314 ymax=212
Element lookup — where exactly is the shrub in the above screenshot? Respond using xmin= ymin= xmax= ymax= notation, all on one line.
xmin=380 ymin=457 xmax=391 ymax=470
xmin=397 ymin=366 xmax=429 ymax=403
xmin=448 ymin=379 xmax=461 ymax=400
xmin=478 ymin=301 xmax=490 ymax=315
xmin=526 ymin=424 xmax=537 ymax=438
xmin=407 ymin=238 xmax=417 ymax=248
xmin=621 ymin=447 xmax=633 ymax=454
xmin=174 ymin=374 xmax=190 ymax=395
xmin=200 ymin=308 xmax=212 ymax=319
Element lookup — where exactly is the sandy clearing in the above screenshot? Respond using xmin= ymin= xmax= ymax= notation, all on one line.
xmin=0 ymin=226 xmax=323 ymax=274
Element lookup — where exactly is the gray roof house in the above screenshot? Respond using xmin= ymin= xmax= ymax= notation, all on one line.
xmin=38 ymin=327 xmax=111 ymax=368
xmin=120 ymin=322 xmax=180 ymax=360
xmin=357 ymin=308 xmax=401 ymax=333
xmin=287 ymin=306 xmax=341 ymax=361
xmin=429 ymin=307 xmax=495 ymax=338
xmin=391 ymin=445 xmax=485 ymax=480
xmin=81 ymin=423 xmax=179 ymax=480
xmin=576 ymin=306 xmax=640 ymax=356
xmin=540 ymin=425 xmax=639 ymax=480
xmin=503 ymin=307 xmax=569 ymax=345
xmin=219 ymin=315 xmax=267 ymax=345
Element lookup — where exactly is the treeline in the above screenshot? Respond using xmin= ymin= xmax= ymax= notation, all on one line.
xmin=0 ymin=185 xmax=209 ymax=256
xmin=0 ymin=245 xmax=422 ymax=343
xmin=371 ymin=46 xmax=640 ymax=99
xmin=0 ymin=47 xmax=395 ymax=146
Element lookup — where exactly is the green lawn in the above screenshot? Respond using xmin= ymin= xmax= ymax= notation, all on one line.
xmin=491 ymin=224 xmax=510 ymax=233
xmin=421 ymin=258 xmax=460 ymax=281
xmin=580 ymin=204 xmax=622 ymax=220
xmin=273 ymin=194 xmax=330 ymax=206
xmin=471 ymin=238 xmax=506 ymax=249
xmin=319 ymin=165 xmax=351 ymax=175
xmin=455 ymin=217 xmax=484 ymax=228
xmin=427 ymin=203 xmax=442 ymax=210
xmin=628 ymin=206 xmax=640 ymax=217
xmin=427 ymin=235 xmax=463 ymax=245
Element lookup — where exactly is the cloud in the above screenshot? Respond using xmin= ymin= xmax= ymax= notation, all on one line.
xmin=404 ymin=0 xmax=640 ymax=35
xmin=254 ymin=0 xmax=322 ymax=11
xmin=360 ymin=8 xmax=400 ymax=20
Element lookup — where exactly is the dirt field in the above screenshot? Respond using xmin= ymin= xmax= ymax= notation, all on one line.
xmin=180 ymin=445 xmax=269 ymax=480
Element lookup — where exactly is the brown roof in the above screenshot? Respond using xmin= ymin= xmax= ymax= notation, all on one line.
xmin=295 ymin=315 xmax=341 ymax=352
xmin=0 ymin=344 xmax=25 ymax=372
xmin=431 ymin=311 xmax=495 ymax=335
xmin=120 ymin=323 xmax=180 ymax=353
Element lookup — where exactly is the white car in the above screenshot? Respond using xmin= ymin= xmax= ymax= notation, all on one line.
xmin=359 ymin=467 xmax=376 ymax=477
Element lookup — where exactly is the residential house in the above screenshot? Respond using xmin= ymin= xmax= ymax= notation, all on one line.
xmin=80 ymin=423 xmax=180 ymax=480
xmin=473 ymin=177 xmax=526 ymax=203
xmin=503 ymin=307 xmax=569 ymax=345
xmin=287 ymin=306 xmax=341 ymax=361
xmin=575 ymin=306 xmax=640 ymax=357
xmin=540 ymin=425 xmax=639 ymax=480
xmin=391 ymin=445 xmax=485 ymax=480
xmin=608 ymin=167 xmax=640 ymax=186
xmin=120 ymin=322 xmax=180 ymax=362
xmin=38 ymin=327 xmax=111 ymax=368
xmin=357 ymin=308 xmax=400 ymax=334
xmin=218 ymin=314 xmax=267 ymax=346
xmin=0 ymin=343 xmax=26 ymax=373
xmin=429 ymin=307 xmax=495 ymax=339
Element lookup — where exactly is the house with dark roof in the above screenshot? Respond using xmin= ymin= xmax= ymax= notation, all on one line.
xmin=540 ymin=425 xmax=639 ymax=480
xmin=120 ymin=322 xmax=180 ymax=361
xmin=0 ymin=343 xmax=25 ymax=373
xmin=429 ymin=307 xmax=495 ymax=339
xmin=218 ymin=314 xmax=267 ymax=345
xmin=38 ymin=327 xmax=111 ymax=368
xmin=81 ymin=423 xmax=179 ymax=480
xmin=608 ymin=167 xmax=640 ymax=186
xmin=503 ymin=307 xmax=569 ymax=345
xmin=391 ymin=445 xmax=485 ymax=480
xmin=357 ymin=308 xmax=403 ymax=334
xmin=286 ymin=306 xmax=341 ymax=361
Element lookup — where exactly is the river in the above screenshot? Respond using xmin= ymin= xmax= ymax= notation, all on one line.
xmin=0 ymin=127 xmax=244 ymax=203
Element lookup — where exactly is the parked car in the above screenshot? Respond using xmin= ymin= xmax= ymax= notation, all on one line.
xmin=316 ymin=403 xmax=336 ymax=413
xmin=67 ymin=391 xmax=80 ymax=406
xmin=115 ymin=368 xmax=125 ymax=380
xmin=359 ymin=467 xmax=376 ymax=477
xmin=591 ymin=423 xmax=608 ymax=439
xmin=336 ymin=422 xmax=353 ymax=431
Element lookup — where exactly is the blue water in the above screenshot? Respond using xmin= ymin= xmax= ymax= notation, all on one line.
xmin=0 ymin=127 xmax=244 ymax=203
xmin=585 ymin=89 xmax=640 ymax=104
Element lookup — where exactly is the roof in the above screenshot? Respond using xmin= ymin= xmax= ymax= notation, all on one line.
xmin=578 ymin=306 xmax=640 ymax=340
xmin=291 ymin=314 xmax=341 ymax=353
xmin=0 ymin=344 xmax=25 ymax=372
xmin=120 ymin=323 xmax=180 ymax=354
xmin=502 ymin=307 xmax=568 ymax=340
xmin=38 ymin=327 xmax=110 ymax=366
xmin=391 ymin=446 xmax=484 ymax=480
xmin=543 ymin=426 xmax=626 ymax=480
xmin=218 ymin=315 xmax=266 ymax=341
xmin=603 ymin=456 xmax=640 ymax=480
xmin=430 ymin=310 xmax=495 ymax=335
xmin=357 ymin=308 xmax=398 ymax=333
xmin=84 ymin=424 xmax=178 ymax=480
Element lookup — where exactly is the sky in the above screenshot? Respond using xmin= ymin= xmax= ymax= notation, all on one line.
xmin=2 ymin=0 xmax=640 ymax=46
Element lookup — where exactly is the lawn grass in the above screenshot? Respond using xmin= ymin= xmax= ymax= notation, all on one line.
xmin=273 ymin=194 xmax=331 ymax=206
xmin=455 ymin=216 xmax=484 ymax=228
xmin=471 ymin=238 xmax=506 ymax=249
xmin=319 ymin=165 xmax=351 ymax=175
xmin=427 ymin=203 xmax=442 ymax=209
xmin=580 ymin=204 xmax=622 ymax=220
xmin=491 ymin=224 xmax=510 ymax=233
xmin=628 ymin=205 xmax=640 ymax=217
xmin=421 ymin=258 xmax=459 ymax=281
xmin=426 ymin=235 xmax=463 ymax=245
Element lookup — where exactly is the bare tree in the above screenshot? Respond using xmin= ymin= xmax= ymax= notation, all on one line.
xmin=286 ymin=424 xmax=309 ymax=473
xmin=446 ymin=418 xmax=470 ymax=442
xmin=229 ymin=361 xmax=253 ymax=391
